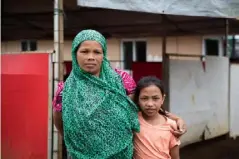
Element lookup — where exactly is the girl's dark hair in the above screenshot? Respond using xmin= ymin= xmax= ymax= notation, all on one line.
xmin=133 ymin=76 xmax=167 ymax=116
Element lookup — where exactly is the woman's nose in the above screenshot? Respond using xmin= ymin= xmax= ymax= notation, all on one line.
xmin=87 ymin=52 xmax=95 ymax=60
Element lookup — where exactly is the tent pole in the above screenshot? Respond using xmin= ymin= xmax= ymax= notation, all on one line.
xmin=224 ymin=18 xmax=229 ymax=56
xmin=162 ymin=34 xmax=170 ymax=111
xmin=54 ymin=0 xmax=64 ymax=158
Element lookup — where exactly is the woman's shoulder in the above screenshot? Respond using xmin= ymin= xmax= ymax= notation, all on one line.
xmin=56 ymin=81 xmax=64 ymax=94
xmin=54 ymin=68 xmax=135 ymax=94
xmin=114 ymin=68 xmax=136 ymax=95
xmin=52 ymin=81 xmax=64 ymax=112
xmin=114 ymin=68 xmax=130 ymax=77
xmin=58 ymin=81 xmax=64 ymax=88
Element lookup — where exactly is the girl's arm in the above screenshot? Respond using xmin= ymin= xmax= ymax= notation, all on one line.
xmin=170 ymin=145 xmax=180 ymax=159
xmin=169 ymin=122 xmax=181 ymax=159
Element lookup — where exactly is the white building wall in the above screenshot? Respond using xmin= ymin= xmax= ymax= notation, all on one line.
xmin=169 ymin=56 xmax=229 ymax=146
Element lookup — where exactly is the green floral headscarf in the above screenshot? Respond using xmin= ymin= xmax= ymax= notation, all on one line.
xmin=62 ymin=29 xmax=139 ymax=159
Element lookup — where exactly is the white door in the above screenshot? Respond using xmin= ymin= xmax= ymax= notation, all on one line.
xmin=230 ymin=63 xmax=239 ymax=138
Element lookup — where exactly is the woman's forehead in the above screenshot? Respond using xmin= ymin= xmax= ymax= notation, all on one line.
xmin=73 ymin=30 xmax=106 ymax=47
xmin=77 ymin=41 xmax=103 ymax=53
xmin=80 ymin=40 xmax=102 ymax=47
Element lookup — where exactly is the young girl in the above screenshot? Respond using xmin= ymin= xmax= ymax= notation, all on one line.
xmin=133 ymin=76 xmax=180 ymax=159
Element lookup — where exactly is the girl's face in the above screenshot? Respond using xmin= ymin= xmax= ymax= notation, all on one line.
xmin=138 ymin=85 xmax=165 ymax=117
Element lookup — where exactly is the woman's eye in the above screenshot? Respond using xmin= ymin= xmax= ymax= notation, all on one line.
xmin=95 ymin=51 xmax=102 ymax=54
xmin=80 ymin=50 xmax=88 ymax=54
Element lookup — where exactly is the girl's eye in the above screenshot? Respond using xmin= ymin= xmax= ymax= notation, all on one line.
xmin=140 ymin=97 xmax=148 ymax=101
xmin=153 ymin=98 xmax=160 ymax=101
xmin=152 ymin=96 xmax=160 ymax=99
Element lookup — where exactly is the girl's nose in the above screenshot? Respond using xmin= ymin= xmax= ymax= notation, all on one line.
xmin=146 ymin=101 xmax=154 ymax=107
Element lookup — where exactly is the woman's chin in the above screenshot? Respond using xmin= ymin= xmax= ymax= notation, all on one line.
xmin=83 ymin=68 xmax=99 ymax=76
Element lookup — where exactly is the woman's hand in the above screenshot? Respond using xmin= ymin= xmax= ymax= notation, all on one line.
xmin=53 ymin=111 xmax=64 ymax=136
xmin=172 ymin=118 xmax=187 ymax=138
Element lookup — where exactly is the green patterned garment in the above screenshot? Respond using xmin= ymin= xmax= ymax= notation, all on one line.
xmin=62 ymin=30 xmax=140 ymax=159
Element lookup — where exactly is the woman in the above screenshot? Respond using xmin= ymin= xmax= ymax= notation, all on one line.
xmin=53 ymin=29 xmax=186 ymax=159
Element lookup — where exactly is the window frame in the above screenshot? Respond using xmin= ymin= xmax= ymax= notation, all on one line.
xmin=120 ymin=39 xmax=147 ymax=70
xmin=21 ymin=40 xmax=37 ymax=51
xmin=202 ymin=36 xmax=223 ymax=57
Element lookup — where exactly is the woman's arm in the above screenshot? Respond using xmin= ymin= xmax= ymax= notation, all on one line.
xmin=128 ymin=94 xmax=134 ymax=100
xmin=128 ymin=93 xmax=186 ymax=136
xmin=53 ymin=111 xmax=63 ymax=135
xmin=117 ymin=68 xmax=186 ymax=136
xmin=166 ymin=111 xmax=186 ymax=131
xmin=130 ymin=93 xmax=186 ymax=136
xmin=166 ymin=111 xmax=180 ymax=121
xmin=52 ymin=82 xmax=64 ymax=136
xmin=166 ymin=111 xmax=187 ymax=137
xmin=170 ymin=146 xmax=180 ymax=159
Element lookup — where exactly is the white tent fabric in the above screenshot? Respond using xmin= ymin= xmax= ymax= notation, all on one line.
xmin=78 ymin=0 xmax=239 ymax=18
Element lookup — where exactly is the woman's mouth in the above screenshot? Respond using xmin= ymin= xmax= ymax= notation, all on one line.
xmin=85 ymin=63 xmax=96 ymax=66
xmin=85 ymin=63 xmax=96 ymax=68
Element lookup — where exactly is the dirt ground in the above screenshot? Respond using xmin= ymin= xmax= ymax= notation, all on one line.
xmin=180 ymin=135 xmax=239 ymax=159
xmin=63 ymin=135 xmax=239 ymax=159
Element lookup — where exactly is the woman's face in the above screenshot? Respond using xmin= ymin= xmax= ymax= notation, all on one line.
xmin=76 ymin=40 xmax=104 ymax=77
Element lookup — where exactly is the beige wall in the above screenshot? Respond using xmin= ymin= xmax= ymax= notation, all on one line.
xmin=107 ymin=38 xmax=121 ymax=60
xmin=1 ymin=41 xmax=21 ymax=53
xmin=1 ymin=36 xmax=203 ymax=61
xmin=1 ymin=40 xmax=72 ymax=61
xmin=1 ymin=39 xmax=121 ymax=61
xmin=146 ymin=36 xmax=203 ymax=61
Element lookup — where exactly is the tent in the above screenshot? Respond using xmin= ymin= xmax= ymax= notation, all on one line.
xmin=2 ymin=0 xmax=239 ymax=40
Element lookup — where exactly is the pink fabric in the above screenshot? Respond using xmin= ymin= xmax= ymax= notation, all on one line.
xmin=52 ymin=69 xmax=136 ymax=112
xmin=52 ymin=82 xmax=64 ymax=112
xmin=114 ymin=68 xmax=136 ymax=95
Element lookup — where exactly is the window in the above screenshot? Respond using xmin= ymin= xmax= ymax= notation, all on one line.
xmin=234 ymin=37 xmax=239 ymax=59
xmin=21 ymin=40 xmax=37 ymax=51
xmin=228 ymin=35 xmax=239 ymax=60
xmin=203 ymin=37 xmax=222 ymax=56
xmin=135 ymin=41 xmax=147 ymax=62
xmin=122 ymin=41 xmax=133 ymax=70
xmin=121 ymin=40 xmax=147 ymax=70
xmin=205 ymin=39 xmax=219 ymax=56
